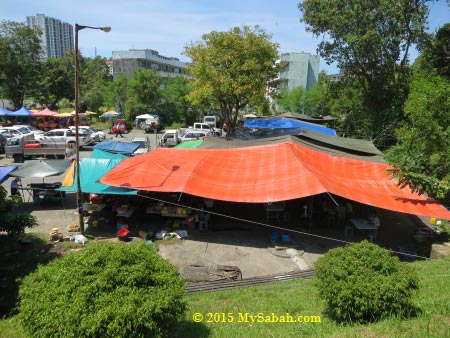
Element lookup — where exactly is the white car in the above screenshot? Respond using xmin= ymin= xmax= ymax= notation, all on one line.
xmin=179 ymin=130 xmax=208 ymax=142
xmin=0 ymin=126 xmax=34 ymax=137
xmin=69 ymin=126 xmax=105 ymax=142
xmin=13 ymin=124 xmax=44 ymax=136
xmin=36 ymin=128 xmax=92 ymax=148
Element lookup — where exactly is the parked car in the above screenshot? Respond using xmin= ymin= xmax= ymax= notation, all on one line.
xmin=13 ymin=124 xmax=44 ymax=136
xmin=110 ymin=119 xmax=132 ymax=134
xmin=35 ymin=128 xmax=92 ymax=149
xmin=131 ymin=135 xmax=150 ymax=155
xmin=179 ymin=130 xmax=208 ymax=142
xmin=0 ymin=126 xmax=33 ymax=137
xmin=0 ymin=130 xmax=14 ymax=139
xmin=159 ymin=129 xmax=180 ymax=147
xmin=69 ymin=126 xmax=105 ymax=142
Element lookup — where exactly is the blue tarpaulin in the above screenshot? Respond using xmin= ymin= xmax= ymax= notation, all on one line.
xmin=244 ymin=118 xmax=336 ymax=136
xmin=7 ymin=107 xmax=33 ymax=116
xmin=0 ymin=166 xmax=18 ymax=184
xmin=0 ymin=107 xmax=13 ymax=116
xmin=93 ymin=140 xmax=140 ymax=155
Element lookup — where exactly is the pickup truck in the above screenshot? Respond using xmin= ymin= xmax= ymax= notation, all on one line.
xmin=179 ymin=122 xmax=221 ymax=137
xmin=35 ymin=128 xmax=92 ymax=148
xmin=142 ymin=116 xmax=161 ymax=134
xmin=5 ymin=134 xmax=76 ymax=163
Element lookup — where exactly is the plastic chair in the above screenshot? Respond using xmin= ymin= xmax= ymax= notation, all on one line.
xmin=367 ymin=230 xmax=377 ymax=243
xmin=199 ymin=220 xmax=208 ymax=231
xmin=344 ymin=224 xmax=353 ymax=238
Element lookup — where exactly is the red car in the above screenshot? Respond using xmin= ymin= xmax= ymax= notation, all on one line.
xmin=110 ymin=119 xmax=132 ymax=134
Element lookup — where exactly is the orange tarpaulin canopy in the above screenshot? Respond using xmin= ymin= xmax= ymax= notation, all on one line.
xmin=100 ymin=142 xmax=450 ymax=219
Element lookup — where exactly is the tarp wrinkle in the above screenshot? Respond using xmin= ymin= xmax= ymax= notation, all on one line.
xmin=99 ymin=141 xmax=450 ymax=219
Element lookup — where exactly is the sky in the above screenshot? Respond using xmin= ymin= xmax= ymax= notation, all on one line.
xmin=1 ymin=0 xmax=449 ymax=75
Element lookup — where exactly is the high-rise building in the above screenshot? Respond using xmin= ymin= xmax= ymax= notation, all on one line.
xmin=112 ymin=49 xmax=190 ymax=80
xmin=26 ymin=14 xmax=74 ymax=59
xmin=270 ymin=52 xmax=320 ymax=91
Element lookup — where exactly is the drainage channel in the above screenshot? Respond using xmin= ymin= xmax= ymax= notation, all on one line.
xmin=186 ymin=269 xmax=315 ymax=294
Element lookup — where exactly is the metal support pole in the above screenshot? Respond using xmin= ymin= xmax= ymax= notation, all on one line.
xmin=73 ymin=24 xmax=110 ymax=234
xmin=74 ymin=24 xmax=84 ymax=233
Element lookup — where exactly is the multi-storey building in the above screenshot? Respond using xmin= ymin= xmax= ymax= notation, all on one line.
xmin=26 ymin=14 xmax=73 ymax=59
xmin=112 ymin=49 xmax=190 ymax=80
xmin=270 ymin=52 xmax=320 ymax=91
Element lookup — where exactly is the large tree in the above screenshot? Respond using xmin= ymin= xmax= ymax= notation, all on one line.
xmin=35 ymin=52 xmax=74 ymax=110
xmin=80 ymin=56 xmax=112 ymax=113
xmin=275 ymin=83 xmax=326 ymax=116
xmin=125 ymin=69 xmax=162 ymax=120
xmin=0 ymin=20 xmax=43 ymax=109
xmin=298 ymin=0 xmax=430 ymax=142
xmin=184 ymin=25 xmax=279 ymax=136
xmin=385 ymin=24 xmax=450 ymax=202
xmin=103 ymin=73 xmax=128 ymax=113
xmin=160 ymin=76 xmax=192 ymax=126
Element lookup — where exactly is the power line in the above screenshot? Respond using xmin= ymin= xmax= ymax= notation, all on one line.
xmin=136 ymin=193 xmax=438 ymax=262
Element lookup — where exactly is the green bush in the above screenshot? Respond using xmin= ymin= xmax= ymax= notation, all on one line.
xmin=315 ymin=241 xmax=419 ymax=323
xmin=0 ymin=187 xmax=37 ymax=236
xmin=17 ymin=242 xmax=186 ymax=338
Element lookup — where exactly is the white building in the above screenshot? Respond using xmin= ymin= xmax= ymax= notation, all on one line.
xmin=26 ymin=14 xmax=74 ymax=59
xmin=112 ymin=49 xmax=190 ymax=80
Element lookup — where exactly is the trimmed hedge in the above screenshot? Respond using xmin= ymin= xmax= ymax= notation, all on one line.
xmin=18 ymin=242 xmax=186 ymax=338
xmin=315 ymin=241 xmax=419 ymax=323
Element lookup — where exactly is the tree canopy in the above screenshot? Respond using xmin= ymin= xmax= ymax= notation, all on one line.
xmin=0 ymin=20 xmax=43 ymax=109
xmin=125 ymin=69 xmax=162 ymax=121
xmin=385 ymin=23 xmax=450 ymax=202
xmin=184 ymin=25 xmax=279 ymax=136
xmin=298 ymin=0 xmax=430 ymax=142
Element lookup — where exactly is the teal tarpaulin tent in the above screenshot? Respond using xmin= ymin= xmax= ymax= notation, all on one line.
xmin=58 ymin=158 xmax=137 ymax=195
xmin=90 ymin=149 xmax=130 ymax=160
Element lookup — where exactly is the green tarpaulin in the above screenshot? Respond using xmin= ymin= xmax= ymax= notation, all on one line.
xmin=175 ymin=139 xmax=203 ymax=148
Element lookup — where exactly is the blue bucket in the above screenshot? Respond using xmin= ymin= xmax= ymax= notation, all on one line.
xmin=281 ymin=234 xmax=292 ymax=243
xmin=269 ymin=232 xmax=280 ymax=241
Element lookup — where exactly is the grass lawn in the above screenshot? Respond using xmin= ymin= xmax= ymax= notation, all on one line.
xmin=0 ymin=235 xmax=449 ymax=338
xmin=172 ymin=257 xmax=450 ymax=338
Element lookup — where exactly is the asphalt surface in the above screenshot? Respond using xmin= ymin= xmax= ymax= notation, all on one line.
xmin=0 ymin=126 xmax=158 ymax=233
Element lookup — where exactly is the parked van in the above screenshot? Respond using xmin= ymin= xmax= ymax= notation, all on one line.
xmin=159 ymin=129 xmax=180 ymax=147
xmin=203 ymin=116 xmax=217 ymax=128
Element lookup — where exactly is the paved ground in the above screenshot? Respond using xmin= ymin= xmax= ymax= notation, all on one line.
xmin=0 ymin=126 xmax=431 ymax=279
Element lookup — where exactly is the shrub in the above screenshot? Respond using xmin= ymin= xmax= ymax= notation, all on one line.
xmin=0 ymin=187 xmax=37 ymax=236
xmin=315 ymin=241 xmax=419 ymax=323
xmin=17 ymin=242 xmax=186 ymax=338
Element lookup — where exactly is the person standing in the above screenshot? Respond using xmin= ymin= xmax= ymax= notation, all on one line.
xmin=10 ymin=177 xmax=21 ymax=196
xmin=115 ymin=121 xmax=124 ymax=138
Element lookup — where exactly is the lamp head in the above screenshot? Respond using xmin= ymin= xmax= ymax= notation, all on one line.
xmin=102 ymin=27 xmax=111 ymax=33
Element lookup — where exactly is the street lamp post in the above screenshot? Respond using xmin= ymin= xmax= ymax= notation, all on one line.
xmin=74 ymin=24 xmax=111 ymax=233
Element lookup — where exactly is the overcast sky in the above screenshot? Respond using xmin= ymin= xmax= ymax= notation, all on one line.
xmin=2 ymin=0 xmax=449 ymax=74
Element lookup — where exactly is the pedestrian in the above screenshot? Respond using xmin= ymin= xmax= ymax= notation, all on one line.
xmin=115 ymin=121 xmax=124 ymax=137
xmin=10 ymin=177 xmax=21 ymax=196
